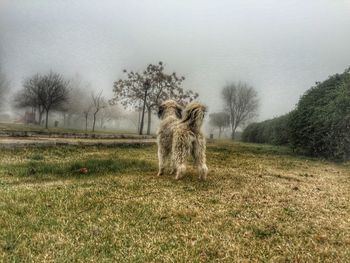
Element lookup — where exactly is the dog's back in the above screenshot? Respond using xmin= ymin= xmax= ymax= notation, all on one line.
xmin=157 ymin=115 xmax=178 ymax=153
xmin=156 ymin=100 xmax=208 ymax=180
xmin=157 ymin=100 xmax=183 ymax=155
xmin=176 ymin=101 xmax=207 ymax=137
xmin=172 ymin=101 xmax=208 ymax=180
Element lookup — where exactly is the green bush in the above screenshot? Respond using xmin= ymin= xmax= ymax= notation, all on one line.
xmin=242 ymin=113 xmax=291 ymax=145
xmin=289 ymin=69 xmax=350 ymax=160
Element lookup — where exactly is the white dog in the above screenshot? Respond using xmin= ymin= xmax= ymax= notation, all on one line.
xmin=157 ymin=100 xmax=208 ymax=180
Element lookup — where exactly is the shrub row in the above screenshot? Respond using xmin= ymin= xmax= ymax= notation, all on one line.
xmin=241 ymin=113 xmax=290 ymax=145
xmin=242 ymin=68 xmax=350 ymax=160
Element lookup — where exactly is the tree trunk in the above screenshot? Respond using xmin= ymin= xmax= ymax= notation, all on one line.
xmin=231 ymin=131 xmax=235 ymax=140
xmin=45 ymin=110 xmax=49 ymax=129
xmin=218 ymin=127 xmax=222 ymax=139
xmin=139 ymin=89 xmax=148 ymax=135
xmin=231 ymin=118 xmax=236 ymax=140
xmin=137 ymin=107 xmax=141 ymax=133
xmin=38 ymin=111 xmax=43 ymax=126
xmin=231 ymin=128 xmax=236 ymax=140
xmin=63 ymin=113 xmax=66 ymax=127
xmin=85 ymin=115 xmax=88 ymax=132
xmin=147 ymin=107 xmax=152 ymax=135
xmin=92 ymin=112 xmax=97 ymax=132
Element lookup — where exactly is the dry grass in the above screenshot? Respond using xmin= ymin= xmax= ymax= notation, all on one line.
xmin=0 ymin=141 xmax=349 ymax=262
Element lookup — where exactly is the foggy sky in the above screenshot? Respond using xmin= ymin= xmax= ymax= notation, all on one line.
xmin=1 ymin=0 xmax=350 ymax=120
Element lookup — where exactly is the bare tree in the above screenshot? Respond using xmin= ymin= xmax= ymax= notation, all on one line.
xmin=40 ymin=72 xmax=70 ymax=128
xmin=15 ymin=72 xmax=69 ymax=128
xmin=209 ymin=112 xmax=230 ymax=138
xmin=222 ymin=82 xmax=259 ymax=139
xmin=91 ymin=90 xmax=107 ymax=132
xmin=111 ymin=61 xmax=198 ymax=135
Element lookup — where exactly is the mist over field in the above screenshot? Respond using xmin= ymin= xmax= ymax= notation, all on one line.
xmin=1 ymin=2 xmax=350 ymax=262
xmin=1 ymin=0 xmax=350 ymax=121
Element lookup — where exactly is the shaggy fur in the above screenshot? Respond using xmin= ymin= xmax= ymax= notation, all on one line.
xmin=157 ymin=100 xmax=208 ymax=180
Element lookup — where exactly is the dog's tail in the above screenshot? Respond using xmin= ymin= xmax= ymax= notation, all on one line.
xmin=181 ymin=101 xmax=207 ymax=130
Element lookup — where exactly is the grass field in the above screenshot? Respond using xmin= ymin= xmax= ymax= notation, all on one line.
xmin=0 ymin=141 xmax=349 ymax=262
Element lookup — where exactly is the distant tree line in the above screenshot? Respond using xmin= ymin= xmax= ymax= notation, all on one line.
xmin=10 ymin=62 xmax=200 ymax=134
xmin=242 ymin=68 xmax=350 ymax=160
xmin=13 ymin=72 xmax=116 ymax=131
xmin=241 ymin=113 xmax=290 ymax=145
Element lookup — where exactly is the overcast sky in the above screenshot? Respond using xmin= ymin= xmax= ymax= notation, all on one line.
xmin=1 ymin=0 xmax=350 ymax=120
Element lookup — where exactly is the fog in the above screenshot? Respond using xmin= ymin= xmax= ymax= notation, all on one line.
xmin=1 ymin=0 xmax=350 ymax=121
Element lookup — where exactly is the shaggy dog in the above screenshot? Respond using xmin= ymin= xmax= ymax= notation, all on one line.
xmin=157 ymin=100 xmax=208 ymax=180
xmin=157 ymin=100 xmax=183 ymax=176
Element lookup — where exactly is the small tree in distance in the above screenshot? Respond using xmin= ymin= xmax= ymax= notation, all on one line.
xmin=209 ymin=112 xmax=230 ymax=138
xmin=222 ymin=82 xmax=259 ymax=139
xmin=91 ymin=90 xmax=107 ymax=132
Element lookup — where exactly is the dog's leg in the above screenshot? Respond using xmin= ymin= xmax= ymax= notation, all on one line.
xmin=193 ymin=135 xmax=208 ymax=180
xmin=198 ymin=164 xmax=208 ymax=181
xmin=175 ymin=164 xmax=186 ymax=180
xmin=157 ymin=146 xmax=166 ymax=176
xmin=173 ymin=137 xmax=188 ymax=180
xmin=173 ymin=154 xmax=186 ymax=179
xmin=170 ymin=158 xmax=176 ymax=175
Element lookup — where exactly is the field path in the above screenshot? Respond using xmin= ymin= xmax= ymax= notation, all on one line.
xmin=0 ymin=137 xmax=156 ymax=148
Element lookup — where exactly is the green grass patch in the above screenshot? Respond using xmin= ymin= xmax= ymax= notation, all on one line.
xmin=5 ymin=158 xmax=155 ymax=178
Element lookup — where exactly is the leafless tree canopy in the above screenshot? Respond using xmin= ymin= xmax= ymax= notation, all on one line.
xmin=14 ymin=72 xmax=69 ymax=128
xmin=221 ymin=82 xmax=259 ymax=139
xmin=111 ymin=61 xmax=198 ymax=135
